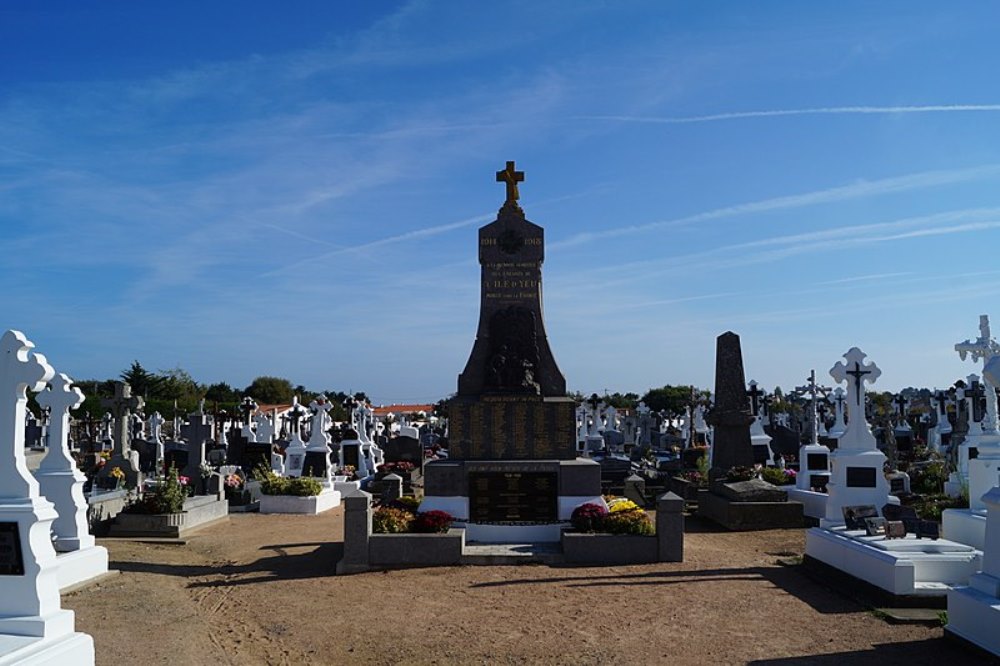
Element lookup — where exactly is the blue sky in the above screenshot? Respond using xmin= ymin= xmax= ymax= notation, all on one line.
xmin=3 ymin=1 xmax=1000 ymax=404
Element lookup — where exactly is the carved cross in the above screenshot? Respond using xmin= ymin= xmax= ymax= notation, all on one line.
xmin=894 ymin=394 xmax=909 ymax=419
xmin=286 ymin=396 xmax=308 ymax=435
xmin=36 ymin=372 xmax=84 ymax=472
xmin=102 ymin=381 xmax=144 ymax=457
xmin=495 ymin=160 xmax=524 ymax=203
xmin=1 ymin=330 xmax=55 ymax=496
xmin=965 ymin=375 xmax=986 ymax=422
xmin=830 ymin=347 xmax=881 ymax=410
xmin=746 ymin=380 xmax=763 ymax=416
xmin=240 ymin=396 xmax=258 ymax=424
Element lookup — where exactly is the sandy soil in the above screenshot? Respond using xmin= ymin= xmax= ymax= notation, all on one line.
xmin=63 ymin=509 xmax=977 ymax=666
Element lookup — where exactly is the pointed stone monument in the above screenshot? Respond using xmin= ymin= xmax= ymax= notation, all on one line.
xmin=705 ymin=332 xmax=754 ymax=479
xmin=422 ymin=161 xmax=602 ymax=538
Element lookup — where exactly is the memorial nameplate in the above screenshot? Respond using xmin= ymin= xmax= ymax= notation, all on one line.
xmin=809 ymin=474 xmax=828 ymax=491
xmin=448 ymin=396 xmax=576 ymax=460
xmin=0 ymin=523 xmax=24 ymax=576
xmin=806 ymin=453 xmax=828 ymax=471
xmin=845 ymin=466 xmax=877 ymax=488
xmin=864 ymin=517 xmax=887 ymax=537
xmin=468 ymin=471 xmax=557 ymax=522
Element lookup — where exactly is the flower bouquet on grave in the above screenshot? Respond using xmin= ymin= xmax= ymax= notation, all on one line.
xmin=339 ymin=465 xmax=357 ymax=481
xmin=110 ymin=465 xmax=126 ymax=490
xmin=124 ymin=466 xmax=186 ymax=515
xmin=411 ymin=510 xmax=454 ymax=533
xmin=223 ymin=471 xmax=248 ymax=502
xmin=760 ymin=466 xmax=796 ymax=486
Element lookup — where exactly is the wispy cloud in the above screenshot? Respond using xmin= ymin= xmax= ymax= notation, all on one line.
xmin=819 ymin=272 xmax=912 ymax=285
xmin=576 ymin=104 xmax=1000 ymax=125
xmin=551 ymin=165 xmax=1000 ymax=249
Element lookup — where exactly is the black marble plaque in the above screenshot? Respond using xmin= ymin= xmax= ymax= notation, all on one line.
xmin=0 ymin=523 xmax=24 ymax=576
xmin=806 ymin=453 xmax=828 ymax=471
xmin=809 ymin=474 xmax=828 ymax=491
xmin=342 ymin=443 xmax=360 ymax=470
xmin=845 ymin=466 xmax=877 ymax=488
xmin=969 ymin=446 xmax=979 ymax=461
xmin=468 ymin=471 xmax=557 ymax=522
xmin=302 ymin=451 xmax=329 ymax=478
xmin=864 ymin=517 xmax=887 ymax=537
xmin=889 ymin=477 xmax=906 ymax=494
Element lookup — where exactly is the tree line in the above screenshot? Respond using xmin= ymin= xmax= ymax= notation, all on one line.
xmin=66 ymin=361 xmax=369 ymax=422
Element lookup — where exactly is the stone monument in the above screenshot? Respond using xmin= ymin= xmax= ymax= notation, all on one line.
xmin=96 ymin=381 xmax=143 ymax=489
xmin=0 ymin=330 xmax=95 ymax=663
xmin=421 ymin=161 xmax=602 ymax=540
xmin=705 ymin=331 xmax=754 ymax=479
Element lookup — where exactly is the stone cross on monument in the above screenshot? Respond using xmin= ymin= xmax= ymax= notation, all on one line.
xmin=829 ymin=348 xmax=881 ymax=450
xmin=795 ymin=370 xmax=827 ymax=446
xmin=1 ymin=330 xmax=55 ymax=499
xmin=286 ymin=396 xmax=307 ymax=435
xmin=496 ymin=160 xmax=524 ymax=205
xmin=35 ymin=373 xmax=95 ymax=552
xmin=746 ymin=380 xmax=764 ymax=418
xmin=955 ymin=314 xmax=1000 ymax=435
xmin=894 ymin=394 xmax=909 ymax=423
xmin=101 ymin=380 xmax=143 ymax=485
xmin=965 ymin=378 xmax=986 ymax=424
xmin=308 ymin=396 xmax=333 ymax=447
xmin=103 ymin=382 xmax=143 ymax=459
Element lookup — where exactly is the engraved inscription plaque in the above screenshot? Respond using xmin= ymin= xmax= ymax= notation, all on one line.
xmin=468 ymin=471 xmax=558 ymax=522
xmin=845 ymin=466 xmax=877 ymax=488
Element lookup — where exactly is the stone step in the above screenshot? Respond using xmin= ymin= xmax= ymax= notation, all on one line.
xmin=460 ymin=542 xmax=563 ymax=566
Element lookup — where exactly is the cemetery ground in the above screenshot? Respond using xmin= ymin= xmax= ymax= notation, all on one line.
xmin=63 ymin=509 xmax=970 ymax=666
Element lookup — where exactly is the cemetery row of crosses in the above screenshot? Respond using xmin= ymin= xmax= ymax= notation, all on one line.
xmin=4 ymin=161 xmax=1000 ymax=663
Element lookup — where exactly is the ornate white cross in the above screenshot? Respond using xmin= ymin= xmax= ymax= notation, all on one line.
xmin=36 ymin=373 xmax=85 ymax=474
xmin=829 ymin=347 xmax=880 ymax=449
xmin=1 ymin=330 xmax=55 ymax=497
xmin=956 ymin=314 xmax=1000 ymax=434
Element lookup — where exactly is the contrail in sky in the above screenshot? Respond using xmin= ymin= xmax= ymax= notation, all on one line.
xmin=577 ymin=104 xmax=1000 ymax=125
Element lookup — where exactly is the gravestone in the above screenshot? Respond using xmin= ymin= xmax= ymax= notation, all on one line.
xmin=422 ymin=161 xmax=601 ymax=527
xmin=34 ymin=372 xmax=109 ymax=590
xmin=0 ymin=330 xmax=95 ymax=659
xmin=302 ymin=395 xmax=335 ymax=482
xmin=821 ymin=347 xmax=890 ymax=528
xmin=383 ymin=435 xmax=422 ymax=466
xmin=705 ymin=332 xmax=755 ymax=478
xmin=181 ymin=407 xmax=213 ymax=494
xmin=96 ymin=381 xmax=143 ymax=489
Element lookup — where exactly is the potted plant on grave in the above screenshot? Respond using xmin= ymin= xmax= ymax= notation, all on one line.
xmin=120 ymin=466 xmax=187 ymax=517
xmin=254 ymin=468 xmax=335 ymax=515
xmin=668 ymin=451 xmax=710 ymax=501
xmin=223 ymin=470 xmax=254 ymax=507
xmin=760 ymin=466 xmax=796 ymax=486
xmin=562 ymin=497 xmax=658 ymax=564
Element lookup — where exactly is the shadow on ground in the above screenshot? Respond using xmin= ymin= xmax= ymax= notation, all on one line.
xmin=112 ymin=540 xmax=344 ymax=587
xmin=748 ymin=637 xmax=973 ymax=665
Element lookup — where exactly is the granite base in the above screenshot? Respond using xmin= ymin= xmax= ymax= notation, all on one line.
xmin=697 ymin=492 xmax=804 ymax=530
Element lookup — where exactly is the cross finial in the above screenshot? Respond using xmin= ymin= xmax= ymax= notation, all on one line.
xmin=496 ymin=160 xmax=524 ymax=203
xmin=829 ymin=347 xmax=881 ymax=449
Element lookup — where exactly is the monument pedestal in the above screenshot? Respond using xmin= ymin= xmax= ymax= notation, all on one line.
xmin=946 ymin=486 xmax=1000 ymax=657
xmin=420 ymin=457 xmax=603 ymax=539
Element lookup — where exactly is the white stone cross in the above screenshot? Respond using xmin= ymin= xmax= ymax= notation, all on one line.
xmin=308 ymin=395 xmax=333 ymax=448
xmin=1 ymin=330 xmax=55 ymax=499
xmin=148 ymin=411 xmax=165 ymax=444
xmin=35 ymin=373 xmax=95 ymax=552
xmin=955 ymin=314 xmax=1000 ymax=434
xmin=36 ymin=373 xmax=84 ymax=474
xmin=829 ymin=347 xmax=880 ymax=450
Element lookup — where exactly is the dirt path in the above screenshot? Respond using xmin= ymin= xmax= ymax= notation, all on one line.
xmin=63 ymin=509 xmax=975 ymax=665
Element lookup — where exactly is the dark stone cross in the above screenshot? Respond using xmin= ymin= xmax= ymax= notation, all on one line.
xmin=240 ymin=396 xmax=257 ymax=425
xmin=746 ymin=382 xmax=763 ymax=416
xmin=846 ymin=362 xmax=872 ymax=406
xmin=286 ymin=401 xmax=308 ymax=435
xmin=935 ymin=390 xmax=949 ymax=414
xmin=102 ymin=381 xmax=144 ymax=458
xmin=894 ymin=394 xmax=909 ymax=419
xmin=496 ymin=160 xmax=524 ymax=203
xmin=966 ymin=380 xmax=986 ymax=422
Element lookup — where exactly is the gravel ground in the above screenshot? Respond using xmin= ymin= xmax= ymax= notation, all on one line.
xmin=63 ymin=508 xmax=980 ymax=666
